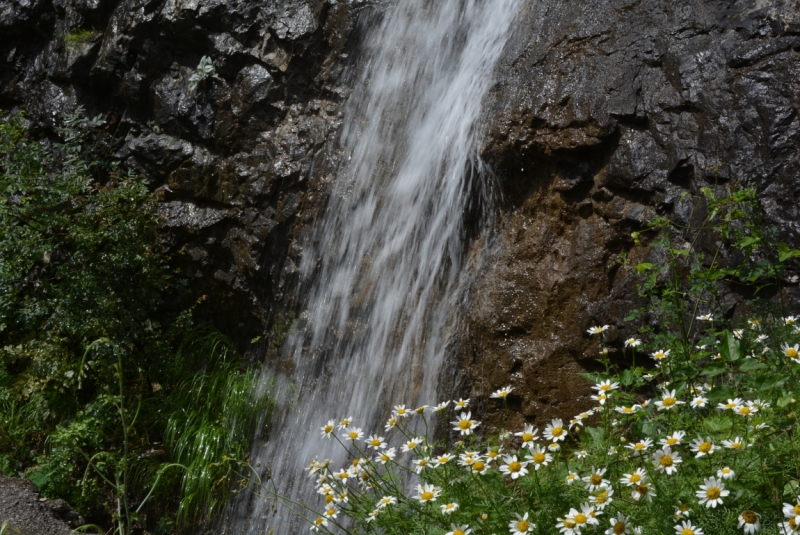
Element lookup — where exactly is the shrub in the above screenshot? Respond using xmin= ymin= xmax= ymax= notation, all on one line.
xmin=274 ymin=185 xmax=800 ymax=535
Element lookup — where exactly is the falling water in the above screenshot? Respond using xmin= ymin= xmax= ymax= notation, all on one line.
xmin=235 ymin=0 xmax=522 ymax=532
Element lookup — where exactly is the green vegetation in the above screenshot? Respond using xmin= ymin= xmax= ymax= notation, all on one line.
xmin=64 ymin=29 xmax=99 ymax=47
xmin=275 ymin=185 xmax=800 ymax=535
xmin=0 ymin=110 xmax=272 ymax=533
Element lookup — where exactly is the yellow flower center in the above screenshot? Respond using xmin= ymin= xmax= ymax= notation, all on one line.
xmin=679 ymin=505 xmax=689 ymax=512
xmin=407 ymin=441 xmax=417 ymax=449
xmin=699 ymin=442 xmax=712 ymax=453
xmin=488 ymin=451 xmax=499 ymax=458
xmin=338 ymin=472 xmax=347 ymax=479
xmin=314 ymin=518 xmax=325 ymax=526
xmin=522 ymin=432 xmax=534 ymax=442
xmin=397 ymin=409 xmax=406 ymax=415
xmin=739 ymin=407 xmax=751 ymax=415
xmin=370 ymin=439 xmax=380 ymax=446
xmin=349 ymin=432 xmax=358 ymax=439
xmin=472 ymin=461 xmax=485 ymax=472
xmin=726 ymin=402 xmax=736 ymax=409
xmin=732 ymin=442 xmax=742 ymax=449
xmin=629 ymin=474 xmax=641 ymax=483
xmin=682 ymin=529 xmax=694 ymax=535
xmin=788 ymin=348 xmax=799 ymax=358
xmin=341 ymin=420 xmax=350 ymax=426
xmin=563 ymin=520 xmax=576 ymax=528
xmin=791 ymin=518 xmax=798 ymax=529
xmin=533 ymin=452 xmax=546 ymax=463
xmin=614 ymin=522 xmax=627 ymax=534
xmin=590 ymin=474 xmax=602 ymax=485
xmin=509 ymin=461 xmax=522 ymax=473
xmin=596 ymin=492 xmax=608 ymax=504
xmin=551 ymin=427 xmax=564 ymax=437
xmin=741 ymin=511 xmax=758 ymax=524
xmin=438 ymin=456 xmax=449 ymax=464
xmin=600 ymin=384 xmax=612 ymax=391
xmin=574 ymin=514 xmax=587 ymax=525
xmin=662 ymin=397 xmax=676 ymax=407
xmin=517 ymin=520 xmax=530 ymax=532
xmin=421 ymin=491 xmax=434 ymax=501
xmin=667 ymin=437 xmax=678 ymax=445
xmin=623 ymin=407 xmax=633 ymax=413
xmin=794 ymin=505 xmax=800 ymax=515
xmin=324 ymin=425 xmax=333 ymax=433
xmin=325 ymin=494 xmax=334 ymax=504
xmin=634 ymin=443 xmax=646 ymax=450
xmin=381 ymin=455 xmax=390 ymax=462
xmin=459 ymin=420 xmax=472 ymax=430
xmin=636 ymin=484 xmax=649 ymax=495
xmin=454 ymin=531 xmax=465 ymax=535
xmin=706 ymin=487 xmax=721 ymax=500
xmin=660 ymin=455 xmax=674 ymax=467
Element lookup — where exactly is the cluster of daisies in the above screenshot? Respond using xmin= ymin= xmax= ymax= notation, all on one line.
xmin=300 ymin=318 xmax=798 ymax=534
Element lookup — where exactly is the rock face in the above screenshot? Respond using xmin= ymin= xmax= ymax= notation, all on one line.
xmin=452 ymin=0 xmax=800 ymax=429
xmin=0 ymin=0 xmax=360 ymax=344
xmin=2 ymin=0 xmax=800 ymax=428
xmin=0 ymin=475 xmax=82 ymax=534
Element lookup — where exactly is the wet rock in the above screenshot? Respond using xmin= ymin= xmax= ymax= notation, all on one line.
xmin=0 ymin=475 xmax=80 ymax=534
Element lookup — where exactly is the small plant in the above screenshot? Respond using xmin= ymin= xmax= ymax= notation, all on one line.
xmin=64 ymin=29 xmax=99 ymax=48
xmin=188 ymin=56 xmax=220 ymax=91
xmin=258 ymin=184 xmax=800 ymax=535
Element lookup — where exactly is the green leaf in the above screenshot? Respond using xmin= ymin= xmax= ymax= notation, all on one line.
xmin=635 ymin=263 xmax=654 ymax=274
xmin=718 ymin=330 xmax=741 ymax=362
xmin=778 ymin=396 xmax=795 ymax=408
xmin=670 ymin=248 xmax=690 ymax=256
xmin=700 ymin=362 xmax=728 ymax=377
xmin=619 ymin=369 xmax=635 ymax=386
xmin=739 ymin=359 xmax=768 ymax=371
xmin=703 ymin=417 xmax=733 ymax=433
xmin=585 ymin=426 xmax=605 ymax=446
xmin=706 ymin=385 xmax=735 ymax=402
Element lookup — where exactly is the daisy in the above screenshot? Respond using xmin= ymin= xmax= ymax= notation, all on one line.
xmin=566 ymin=471 xmax=579 ymax=485
xmin=433 ymin=401 xmax=450 ymax=412
xmin=544 ymin=418 xmax=567 ymax=442
xmin=567 ymin=503 xmax=600 ymax=529
xmin=783 ymin=344 xmax=800 ymax=361
xmin=441 ymin=503 xmax=459 ymax=514
xmin=722 ymin=437 xmax=746 ymax=451
xmin=584 ymin=467 xmax=610 ymax=491
xmin=620 ymin=468 xmax=646 ymax=486
xmin=515 ymin=424 xmax=539 ymax=448
xmin=718 ymin=398 xmax=744 ymax=411
xmin=384 ymin=417 xmax=397 ymax=431
xmin=653 ymin=446 xmax=682 ymax=475
xmin=333 ymin=469 xmax=349 ymax=483
xmin=606 ymin=512 xmax=631 ymax=535
xmin=375 ymin=447 xmax=396 ymax=465
xmin=591 ymin=487 xmax=614 ymax=509
xmin=491 ymin=386 xmax=513 ymax=399
xmin=499 ymin=455 xmax=529 ymax=479
xmin=486 ymin=448 xmax=502 ymax=463
xmin=470 ymin=460 xmax=489 ymax=475
xmin=393 ymin=405 xmax=411 ymax=418
xmin=455 ymin=398 xmax=470 ymax=409
xmin=632 ymin=481 xmax=656 ymax=501
xmin=690 ymin=437 xmax=715 ymax=457
xmin=736 ymin=404 xmax=758 ymax=417
xmin=783 ymin=502 xmax=800 ymax=518
xmin=556 ymin=516 xmax=578 ymax=535
xmin=658 ymin=430 xmax=685 ymax=448
xmin=413 ymin=457 xmax=431 ymax=473
xmin=696 ymin=314 xmax=713 ymax=321
xmin=509 ymin=512 xmax=534 ymax=535
xmin=344 ymin=427 xmax=363 ymax=442
xmin=445 ymin=524 xmax=471 ymax=535
xmin=593 ymin=380 xmax=620 ymax=393
xmin=626 ymin=438 xmax=653 ymax=453
xmin=376 ymin=496 xmax=396 ymax=509
xmin=691 ymin=396 xmax=709 ymax=408
xmin=652 ymin=349 xmax=672 ymax=361
xmin=675 ymin=520 xmax=703 ymax=535
xmin=401 ymin=437 xmax=424 ymax=453
xmin=320 ymin=420 xmax=335 ymax=439
xmin=591 ymin=392 xmax=609 ymax=406
xmin=414 ymin=405 xmax=428 ymax=414
xmin=434 ymin=453 xmax=453 ymax=467
xmin=748 ymin=318 xmax=761 ymax=329
xmin=452 ymin=412 xmax=480 ymax=435
xmin=310 ymin=517 xmax=328 ymax=532
xmin=548 ymin=442 xmax=561 ymax=452
xmin=414 ymin=483 xmax=441 ymax=503
xmin=527 ymin=445 xmax=552 ymax=470
xmin=656 ymin=389 xmax=685 ymax=410
xmin=786 ymin=316 xmax=798 ymax=325
xmin=733 ymin=329 xmax=744 ymax=339
xmin=674 ymin=503 xmax=691 ymax=518
xmin=337 ymin=417 xmax=353 ymax=430
xmin=366 ymin=435 xmax=387 ymax=450
xmin=625 ymin=338 xmax=642 ymax=347
xmin=615 ymin=405 xmax=641 ymax=415
xmin=738 ymin=510 xmax=761 ymax=534
xmin=458 ymin=451 xmax=480 ymax=466
xmin=755 ymin=334 xmax=768 ymax=343
xmin=697 ymin=477 xmax=729 ymax=508
xmin=717 ymin=466 xmax=735 ymax=480
xmin=587 ymin=325 xmax=610 ymax=335
xmin=575 ymin=450 xmax=589 ymax=459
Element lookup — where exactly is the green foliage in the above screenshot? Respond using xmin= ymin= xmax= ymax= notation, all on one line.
xmin=64 ymin=29 xmax=99 ymax=47
xmin=0 ymin=111 xmax=272 ymax=533
xmin=269 ymin=184 xmax=800 ymax=535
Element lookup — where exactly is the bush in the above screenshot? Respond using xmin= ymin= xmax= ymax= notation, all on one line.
xmin=277 ymin=185 xmax=800 ymax=535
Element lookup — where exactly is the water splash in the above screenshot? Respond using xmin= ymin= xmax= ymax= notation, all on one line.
xmin=235 ymin=0 xmax=521 ymax=531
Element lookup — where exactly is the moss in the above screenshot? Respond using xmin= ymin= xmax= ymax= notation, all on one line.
xmin=63 ymin=29 xmax=98 ymax=47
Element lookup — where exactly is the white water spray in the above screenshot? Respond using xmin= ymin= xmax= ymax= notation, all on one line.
xmin=236 ymin=0 xmax=522 ymax=532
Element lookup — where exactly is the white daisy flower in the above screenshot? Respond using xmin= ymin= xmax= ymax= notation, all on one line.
xmin=696 ymin=314 xmax=713 ymax=321
xmin=566 ymin=471 xmax=579 ymax=485
xmin=393 ymin=404 xmax=411 ymax=418
xmin=441 ymin=503 xmax=459 ymax=515
xmin=401 ymin=437 xmax=424 ymax=453
xmin=337 ymin=417 xmax=353 ymax=430
xmin=738 ymin=510 xmax=761 ymax=534
xmin=722 ymin=437 xmax=747 ymax=451
xmin=454 ymin=398 xmax=470 ymax=409
xmin=445 ymin=524 xmax=471 ymax=535
xmin=509 ymin=512 xmax=534 ymax=535
xmin=631 ymin=481 xmax=656 ymax=501
xmin=674 ymin=520 xmax=703 ymax=535
xmin=584 ymin=467 xmax=610 ymax=491
xmin=717 ymin=466 xmax=735 ymax=480
xmin=655 ymin=389 xmax=685 ymax=410
xmin=591 ymin=487 xmax=614 ymax=509
xmin=413 ymin=457 xmax=431 ymax=473
xmin=567 ymin=503 xmax=601 ymax=529
xmin=626 ymin=438 xmax=653 ymax=453
xmin=691 ymin=396 xmax=709 ymax=408
xmin=434 ymin=453 xmax=453 ymax=467
xmin=544 ymin=418 xmax=567 ymax=442
xmin=384 ymin=416 xmax=397 ymax=431
xmin=490 ymin=386 xmax=513 ymax=399
xmin=527 ymin=445 xmax=552 ymax=470
xmin=593 ymin=380 xmax=620 ymax=393
xmin=320 ymin=420 xmax=335 ymax=439
xmin=653 ymin=446 xmax=682 ymax=475
xmin=499 ymin=454 xmax=529 ymax=479
xmin=374 ymin=447 xmax=396 ymax=465
xmin=452 ymin=412 xmax=480 ymax=435
xmin=696 ymin=477 xmax=729 ymax=508
xmin=366 ymin=435 xmax=387 ymax=450
xmin=625 ymin=338 xmax=642 ymax=347
xmin=620 ymin=468 xmax=646 ymax=486
xmin=606 ymin=512 xmax=631 ymax=535
xmin=433 ymin=401 xmax=450 ymax=412
xmin=659 ymin=431 xmax=686 ymax=448
xmin=690 ymin=437 xmax=715 ymax=457
xmin=587 ymin=325 xmax=610 ymax=335
xmin=414 ymin=483 xmax=441 ymax=503
xmin=515 ymin=424 xmax=539 ymax=448
xmin=783 ymin=344 xmax=800 ymax=361
xmin=652 ymin=349 xmax=671 ymax=361
xmin=376 ymin=496 xmax=396 ymax=509
xmin=344 ymin=427 xmax=363 ymax=441
xmin=310 ymin=517 xmax=328 ymax=532
xmin=575 ymin=450 xmax=589 ymax=459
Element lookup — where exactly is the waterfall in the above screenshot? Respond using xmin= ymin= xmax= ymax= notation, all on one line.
xmin=234 ymin=0 xmax=522 ymax=532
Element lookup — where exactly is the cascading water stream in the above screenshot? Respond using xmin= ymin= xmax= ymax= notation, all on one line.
xmin=234 ymin=1 xmax=522 ymax=532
